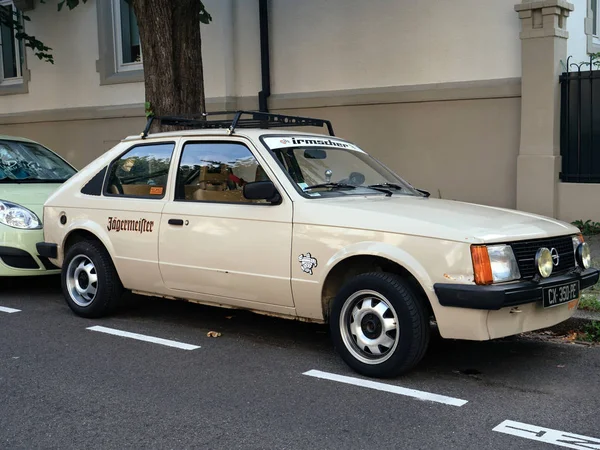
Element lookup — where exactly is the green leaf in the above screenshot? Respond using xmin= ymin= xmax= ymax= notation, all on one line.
xmin=145 ymin=102 xmax=154 ymax=118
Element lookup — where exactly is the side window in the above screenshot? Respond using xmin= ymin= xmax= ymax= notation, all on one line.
xmin=105 ymin=143 xmax=175 ymax=198
xmin=175 ymin=142 xmax=271 ymax=204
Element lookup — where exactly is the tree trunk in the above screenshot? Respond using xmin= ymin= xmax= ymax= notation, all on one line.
xmin=131 ymin=0 xmax=206 ymax=132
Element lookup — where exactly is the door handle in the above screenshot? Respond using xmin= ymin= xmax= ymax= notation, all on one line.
xmin=168 ymin=219 xmax=184 ymax=226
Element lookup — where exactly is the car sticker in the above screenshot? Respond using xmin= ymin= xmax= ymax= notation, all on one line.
xmin=298 ymin=253 xmax=318 ymax=275
xmin=263 ymin=136 xmax=364 ymax=152
xmin=149 ymin=186 xmax=164 ymax=195
xmin=107 ymin=217 xmax=154 ymax=233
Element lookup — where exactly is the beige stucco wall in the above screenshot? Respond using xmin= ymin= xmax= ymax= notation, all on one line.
xmin=234 ymin=0 xmax=523 ymax=96
xmin=558 ymin=183 xmax=600 ymax=222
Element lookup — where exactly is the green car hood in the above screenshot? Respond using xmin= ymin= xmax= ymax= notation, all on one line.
xmin=0 ymin=183 xmax=62 ymax=218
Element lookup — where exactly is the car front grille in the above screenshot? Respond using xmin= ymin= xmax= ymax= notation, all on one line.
xmin=509 ymin=236 xmax=575 ymax=279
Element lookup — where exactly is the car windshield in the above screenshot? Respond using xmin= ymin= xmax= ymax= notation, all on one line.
xmin=262 ymin=137 xmax=422 ymax=198
xmin=0 ymin=139 xmax=76 ymax=183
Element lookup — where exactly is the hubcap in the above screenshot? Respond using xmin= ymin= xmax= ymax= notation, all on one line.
xmin=339 ymin=290 xmax=400 ymax=365
xmin=66 ymin=255 xmax=98 ymax=307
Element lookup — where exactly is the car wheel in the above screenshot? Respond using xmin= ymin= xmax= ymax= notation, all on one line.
xmin=61 ymin=240 xmax=123 ymax=318
xmin=329 ymin=272 xmax=430 ymax=378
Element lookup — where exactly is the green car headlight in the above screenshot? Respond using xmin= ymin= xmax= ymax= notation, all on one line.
xmin=0 ymin=200 xmax=42 ymax=230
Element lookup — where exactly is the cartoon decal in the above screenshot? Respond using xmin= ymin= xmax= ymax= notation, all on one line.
xmin=298 ymin=253 xmax=318 ymax=275
xmin=107 ymin=217 xmax=154 ymax=234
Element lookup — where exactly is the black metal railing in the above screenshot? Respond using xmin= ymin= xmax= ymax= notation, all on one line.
xmin=560 ymin=55 xmax=600 ymax=183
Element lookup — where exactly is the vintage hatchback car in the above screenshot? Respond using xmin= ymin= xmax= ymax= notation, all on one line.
xmin=0 ymin=135 xmax=77 ymax=276
xmin=37 ymin=111 xmax=599 ymax=378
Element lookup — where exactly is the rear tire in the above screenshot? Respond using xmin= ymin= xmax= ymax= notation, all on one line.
xmin=61 ymin=240 xmax=123 ymax=318
xmin=329 ymin=272 xmax=430 ymax=378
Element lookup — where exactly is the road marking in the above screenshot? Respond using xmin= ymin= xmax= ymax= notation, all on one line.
xmin=303 ymin=369 xmax=468 ymax=407
xmin=493 ymin=420 xmax=600 ymax=449
xmin=0 ymin=306 xmax=20 ymax=314
xmin=87 ymin=326 xmax=200 ymax=350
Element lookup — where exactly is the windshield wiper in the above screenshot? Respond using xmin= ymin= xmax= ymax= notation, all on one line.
xmin=368 ymin=183 xmax=403 ymax=190
xmin=305 ymin=182 xmax=394 ymax=197
xmin=304 ymin=183 xmax=357 ymax=191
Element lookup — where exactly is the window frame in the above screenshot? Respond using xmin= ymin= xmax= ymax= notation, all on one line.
xmin=103 ymin=141 xmax=176 ymax=200
xmin=173 ymin=139 xmax=280 ymax=206
xmin=587 ymin=0 xmax=600 ymax=54
xmin=96 ymin=0 xmax=143 ymax=85
xmin=0 ymin=0 xmax=28 ymax=95
xmin=112 ymin=0 xmax=142 ymax=73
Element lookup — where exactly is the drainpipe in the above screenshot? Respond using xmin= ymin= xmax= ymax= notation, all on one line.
xmin=258 ymin=0 xmax=271 ymax=112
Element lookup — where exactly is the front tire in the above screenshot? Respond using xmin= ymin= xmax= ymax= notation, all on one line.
xmin=61 ymin=240 xmax=123 ymax=318
xmin=329 ymin=272 xmax=430 ymax=378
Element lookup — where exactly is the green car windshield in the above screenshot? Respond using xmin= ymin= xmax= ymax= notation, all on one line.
xmin=0 ymin=139 xmax=76 ymax=182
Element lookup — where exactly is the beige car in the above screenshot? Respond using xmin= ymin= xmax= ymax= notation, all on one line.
xmin=37 ymin=111 xmax=599 ymax=378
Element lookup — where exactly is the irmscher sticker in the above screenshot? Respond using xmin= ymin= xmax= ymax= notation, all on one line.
xmin=263 ymin=136 xmax=363 ymax=152
xmin=107 ymin=217 xmax=154 ymax=233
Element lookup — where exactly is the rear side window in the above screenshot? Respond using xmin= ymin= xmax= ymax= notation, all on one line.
xmin=105 ymin=143 xmax=175 ymax=198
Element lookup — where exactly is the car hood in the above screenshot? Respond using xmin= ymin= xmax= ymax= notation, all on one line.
xmin=293 ymin=195 xmax=579 ymax=244
xmin=0 ymin=183 xmax=62 ymax=218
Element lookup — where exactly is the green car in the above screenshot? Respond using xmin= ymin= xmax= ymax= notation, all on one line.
xmin=0 ymin=135 xmax=76 ymax=276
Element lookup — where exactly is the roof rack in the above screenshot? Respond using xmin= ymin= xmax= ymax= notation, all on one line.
xmin=140 ymin=110 xmax=335 ymax=139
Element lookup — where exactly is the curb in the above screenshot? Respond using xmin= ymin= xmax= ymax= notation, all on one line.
xmin=548 ymin=309 xmax=600 ymax=334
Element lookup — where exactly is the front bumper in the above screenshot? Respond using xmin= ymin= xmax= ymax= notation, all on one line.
xmin=0 ymin=227 xmax=59 ymax=276
xmin=434 ymin=268 xmax=600 ymax=310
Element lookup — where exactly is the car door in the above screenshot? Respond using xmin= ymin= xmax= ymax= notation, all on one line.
xmin=101 ymin=140 xmax=177 ymax=293
xmin=158 ymin=138 xmax=294 ymax=307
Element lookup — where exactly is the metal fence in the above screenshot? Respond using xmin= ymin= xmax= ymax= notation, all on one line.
xmin=560 ymin=56 xmax=600 ymax=183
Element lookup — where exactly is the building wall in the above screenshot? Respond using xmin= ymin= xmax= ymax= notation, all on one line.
xmin=558 ymin=183 xmax=600 ymax=222
xmin=235 ymin=0 xmax=522 ymax=96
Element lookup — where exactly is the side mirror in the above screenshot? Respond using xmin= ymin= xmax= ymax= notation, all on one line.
xmin=417 ymin=189 xmax=430 ymax=198
xmin=243 ymin=181 xmax=282 ymax=204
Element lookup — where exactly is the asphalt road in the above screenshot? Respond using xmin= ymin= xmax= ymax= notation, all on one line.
xmin=1 ymin=276 xmax=599 ymax=450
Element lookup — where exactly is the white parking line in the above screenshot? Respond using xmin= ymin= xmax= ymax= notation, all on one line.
xmin=0 ymin=306 xmax=20 ymax=314
xmin=87 ymin=326 xmax=200 ymax=350
xmin=303 ymin=369 xmax=468 ymax=407
xmin=493 ymin=420 xmax=600 ymax=449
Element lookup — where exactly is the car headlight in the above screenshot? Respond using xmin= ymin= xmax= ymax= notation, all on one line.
xmin=0 ymin=200 xmax=41 ymax=230
xmin=576 ymin=242 xmax=592 ymax=269
xmin=487 ymin=245 xmax=521 ymax=283
xmin=471 ymin=244 xmax=521 ymax=285
xmin=535 ymin=247 xmax=553 ymax=278
xmin=572 ymin=234 xmax=584 ymax=251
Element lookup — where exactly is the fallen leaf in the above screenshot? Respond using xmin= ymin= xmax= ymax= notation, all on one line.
xmin=207 ymin=331 xmax=222 ymax=338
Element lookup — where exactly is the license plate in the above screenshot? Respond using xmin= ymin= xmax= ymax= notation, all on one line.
xmin=543 ymin=281 xmax=580 ymax=308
